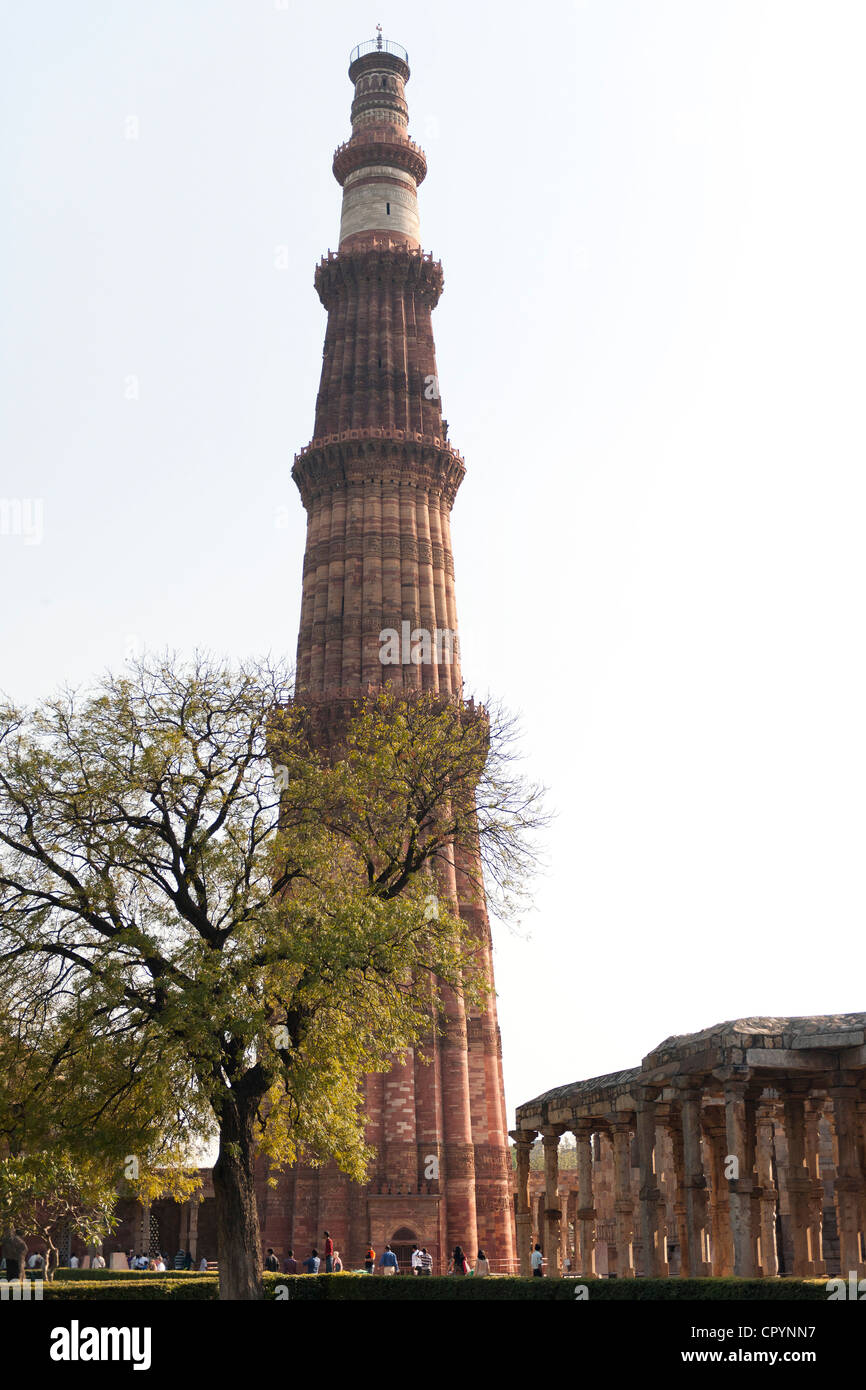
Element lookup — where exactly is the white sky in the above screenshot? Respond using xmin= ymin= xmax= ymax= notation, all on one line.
xmin=2 ymin=0 xmax=865 ymax=1127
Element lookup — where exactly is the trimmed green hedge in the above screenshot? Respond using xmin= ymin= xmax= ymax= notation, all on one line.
xmin=35 ymin=1273 xmax=833 ymax=1301
xmin=35 ymin=1277 xmax=217 ymax=1301
xmin=260 ymin=1274 xmax=832 ymax=1301
xmin=52 ymin=1267 xmax=203 ymax=1281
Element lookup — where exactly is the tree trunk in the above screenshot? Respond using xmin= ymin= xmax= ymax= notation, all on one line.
xmin=211 ymin=1091 xmax=263 ymax=1300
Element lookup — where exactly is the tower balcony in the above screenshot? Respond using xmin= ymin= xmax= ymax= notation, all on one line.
xmin=349 ymin=38 xmax=409 ymax=65
xmin=291 ymin=429 xmax=466 ymax=510
xmin=333 ymin=132 xmax=427 ymax=187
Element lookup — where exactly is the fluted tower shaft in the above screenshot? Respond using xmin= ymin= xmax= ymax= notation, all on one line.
xmin=280 ymin=38 xmax=515 ymax=1273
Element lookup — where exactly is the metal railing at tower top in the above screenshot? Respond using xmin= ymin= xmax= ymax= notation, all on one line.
xmin=349 ymin=38 xmax=409 ymax=64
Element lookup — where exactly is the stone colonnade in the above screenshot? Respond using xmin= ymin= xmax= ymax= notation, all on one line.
xmin=512 ymin=1016 xmax=866 ymax=1280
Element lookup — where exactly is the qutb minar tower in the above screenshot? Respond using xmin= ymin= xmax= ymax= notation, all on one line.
xmin=274 ymin=34 xmax=516 ymax=1271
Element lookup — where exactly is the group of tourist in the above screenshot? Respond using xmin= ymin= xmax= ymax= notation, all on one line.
xmin=265 ymin=1236 xmax=492 ymax=1276
xmin=365 ymin=1243 xmax=492 ymax=1275
xmin=110 ymin=1248 xmax=210 ymax=1272
xmin=266 ymin=1230 xmax=344 ymax=1275
xmin=0 ymin=1232 xmax=110 ymax=1278
xmin=126 ymin=1248 xmax=211 ymax=1272
xmin=67 ymin=1253 xmax=105 ymax=1270
xmin=447 ymin=1246 xmax=491 ymax=1276
xmin=265 ymin=1244 xmax=345 ymax=1275
xmin=0 ymin=1227 xmax=218 ymax=1277
xmin=5 ymin=1223 xmax=502 ymax=1280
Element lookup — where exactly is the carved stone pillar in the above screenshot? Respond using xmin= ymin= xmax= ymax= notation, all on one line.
xmin=705 ymin=1110 xmax=733 ymax=1276
xmin=668 ymin=1110 xmax=690 ymax=1275
xmin=611 ymin=1117 xmax=635 ymax=1277
xmin=560 ymin=1185 xmax=571 ymax=1271
xmin=857 ymin=1099 xmax=866 ymax=1265
xmin=829 ymin=1080 xmax=865 ymax=1278
xmin=804 ymin=1099 xmax=826 ymax=1276
xmin=574 ymin=1120 xmax=596 ymax=1277
xmin=565 ymin=1187 xmax=578 ymax=1271
xmin=723 ymin=1078 xmax=758 ymax=1277
xmin=655 ymin=1184 xmax=670 ymax=1277
xmin=541 ymin=1126 xmax=565 ymax=1278
xmin=755 ymin=1104 xmax=778 ymax=1278
xmin=188 ymin=1196 xmax=199 ymax=1262
xmin=636 ymin=1088 xmax=662 ymax=1276
xmin=510 ymin=1128 xmax=535 ymax=1277
xmin=179 ymin=1200 xmax=190 ymax=1254
xmin=139 ymin=1197 xmax=152 ymax=1258
xmin=679 ymin=1088 xmax=710 ymax=1277
xmin=781 ymin=1085 xmax=813 ymax=1276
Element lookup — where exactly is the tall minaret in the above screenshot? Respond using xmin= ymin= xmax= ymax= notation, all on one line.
xmin=281 ymin=36 xmax=516 ymax=1272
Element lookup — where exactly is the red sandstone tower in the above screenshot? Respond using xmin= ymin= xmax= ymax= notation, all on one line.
xmin=271 ymin=35 xmax=515 ymax=1272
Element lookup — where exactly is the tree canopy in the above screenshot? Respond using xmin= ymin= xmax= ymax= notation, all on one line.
xmin=0 ymin=655 xmax=545 ymax=1296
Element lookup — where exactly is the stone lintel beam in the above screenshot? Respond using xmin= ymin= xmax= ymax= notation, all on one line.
xmin=712 ymin=1065 xmax=754 ymax=1088
xmin=636 ymin=1084 xmax=660 ymax=1103
xmin=540 ymin=1124 xmax=567 ymax=1141
xmin=516 ymin=1113 xmax=545 ymax=1130
xmin=829 ymin=1069 xmax=862 ymax=1089
xmin=793 ymin=1032 xmax=866 ymax=1050
xmin=743 ymin=1048 xmax=837 ymax=1071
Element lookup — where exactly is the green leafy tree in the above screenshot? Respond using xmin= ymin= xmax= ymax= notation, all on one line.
xmin=0 ymin=656 xmax=543 ymax=1299
xmin=0 ymin=1153 xmax=118 ymax=1279
xmin=0 ymin=1005 xmax=203 ymax=1276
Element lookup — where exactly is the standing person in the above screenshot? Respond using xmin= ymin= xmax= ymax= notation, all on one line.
xmin=302 ymin=1248 xmax=321 ymax=1275
xmin=379 ymin=1244 xmax=399 ymax=1275
xmin=184 ymin=1250 xmax=194 ymax=1270
xmin=199 ymin=1255 xmax=209 ymax=1272
xmin=92 ymin=1253 xmax=106 ymax=1270
xmin=419 ymin=1247 xmax=433 ymax=1276
xmin=69 ymin=1253 xmax=80 ymax=1269
xmin=450 ymin=1245 xmax=469 ymax=1275
xmin=475 ymin=1249 xmax=491 ymax=1277
xmin=364 ymin=1245 xmax=376 ymax=1275
xmin=282 ymin=1248 xmax=297 ymax=1275
xmin=410 ymin=1245 xmax=422 ymax=1275
xmin=173 ymin=1248 xmax=186 ymax=1270
xmin=333 ymin=1250 xmax=343 ymax=1272
xmin=323 ymin=1230 xmax=334 ymax=1273
xmin=264 ymin=1248 xmax=280 ymax=1272
xmin=531 ymin=1244 xmax=544 ymax=1277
